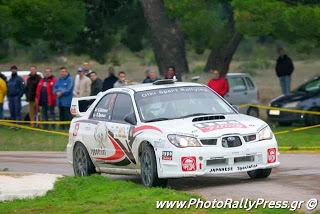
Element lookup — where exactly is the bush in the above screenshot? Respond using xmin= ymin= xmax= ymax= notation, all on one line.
xmin=191 ymin=65 xmax=204 ymax=74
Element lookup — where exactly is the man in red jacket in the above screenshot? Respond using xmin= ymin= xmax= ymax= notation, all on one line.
xmin=207 ymin=69 xmax=229 ymax=97
xmin=35 ymin=68 xmax=57 ymax=129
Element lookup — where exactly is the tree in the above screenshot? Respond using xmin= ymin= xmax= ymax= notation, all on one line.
xmin=139 ymin=0 xmax=189 ymax=75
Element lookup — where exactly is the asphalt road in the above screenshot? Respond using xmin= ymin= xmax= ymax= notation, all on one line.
xmin=1 ymin=151 xmax=319 ymax=211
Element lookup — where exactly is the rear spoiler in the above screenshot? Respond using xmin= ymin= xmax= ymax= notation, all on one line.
xmin=70 ymin=95 xmax=97 ymax=117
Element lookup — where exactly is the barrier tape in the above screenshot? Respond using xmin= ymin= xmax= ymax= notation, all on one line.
xmin=273 ymin=124 xmax=320 ymax=135
xmin=0 ymin=119 xmax=70 ymax=124
xmin=0 ymin=121 xmax=69 ymax=136
xmin=238 ymin=104 xmax=320 ymax=115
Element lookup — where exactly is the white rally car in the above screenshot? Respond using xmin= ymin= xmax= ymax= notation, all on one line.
xmin=67 ymin=80 xmax=279 ymax=187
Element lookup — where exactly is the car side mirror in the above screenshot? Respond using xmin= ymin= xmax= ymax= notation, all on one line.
xmin=232 ymin=105 xmax=239 ymax=113
xmin=124 ymin=113 xmax=137 ymax=125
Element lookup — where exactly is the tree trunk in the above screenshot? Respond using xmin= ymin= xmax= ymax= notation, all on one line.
xmin=204 ymin=2 xmax=242 ymax=77
xmin=139 ymin=0 xmax=189 ymax=75
xmin=204 ymin=32 xmax=242 ymax=77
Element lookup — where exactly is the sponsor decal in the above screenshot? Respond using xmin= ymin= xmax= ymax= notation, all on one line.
xmin=92 ymin=107 xmax=109 ymax=119
xmin=181 ymin=156 xmax=197 ymax=172
xmin=194 ymin=120 xmax=247 ymax=133
xmin=267 ymin=148 xmax=277 ymax=163
xmin=73 ymin=123 xmax=80 ymax=136
xmin=90 ymin=148 xmax=107 ymax=156
xmin=154 ymin=139 xmax=167 ymax=149
xmin=133 ymin=125 xmax=163 ymax=135
xmin=237 ymin=164 xmax=258 ymax=171
xmin=94 ymin=122 xmax=108 ymax=148
xmin=209 ymin=166 xmax=233 ymax=173
xmin=162 ymin=151 xmax=173 ymax=161
xmin=116 ymin=127 xmax=126 ymax=138
xmin=70 ymin=105 xmax=77 ymax=114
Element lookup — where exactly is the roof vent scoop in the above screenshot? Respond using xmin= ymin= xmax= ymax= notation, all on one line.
xmin=192 ymin=115 xmax=225 ymax=122
xmin=153 ymin=79 xmax=176 ymax=85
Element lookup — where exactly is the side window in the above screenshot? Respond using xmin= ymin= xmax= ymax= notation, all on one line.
xmin=112 ymin=94 xmax=135 ymax=123
xmin=91 ymin=94 xmax=117 ymax=120
xmin=245 ymin=77 xmax=255 ymax=90
xmin=228 ymin=77 xmax=247 ymax=92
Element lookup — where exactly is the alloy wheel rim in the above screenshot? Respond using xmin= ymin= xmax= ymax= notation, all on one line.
xmin=142 ymin=151 xmax=152 ymax=186
xmin=75 ymin=147 xmax=88 ymax=176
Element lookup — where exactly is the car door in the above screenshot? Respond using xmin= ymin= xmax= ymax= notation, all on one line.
xmin=225 ymin=76 xmax=249 ymax=105
xmin=106 ymin=93 xmax=138 ymax=169
xmin=82 ymin=93 xmax=117 ymax=167
xmin=244 ymin=76 xmax=258 ymax=104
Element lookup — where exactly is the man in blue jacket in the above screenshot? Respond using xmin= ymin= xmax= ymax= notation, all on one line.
xmin=7 ymin=66 xmax=25 ymax=128
xmin=53 ymin=67 xmax=74 ymax=130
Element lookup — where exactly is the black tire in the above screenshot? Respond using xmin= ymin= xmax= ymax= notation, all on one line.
xmin=278 ymin=122 xmax=292 ymax=126
xmin=247 ymin=107 xmax=259 ymax=118
xmin=247 ymin=168 xmax=272 ymax=179
xmin=141 ymin=145 xmax=168 ymax=188
xmin=305 ymin=108 xmax=320 ymax=126
xmin=73 ymin=143 xmax=96 ymax=176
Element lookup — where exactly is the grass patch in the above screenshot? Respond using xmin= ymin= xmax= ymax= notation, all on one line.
xmin=271 ymin=125 xmax=320 ymax=151
xmin=0 ymin=126 xmax=67 ymax=151
xmin=0 ymin=174 xmax=298 ymax=213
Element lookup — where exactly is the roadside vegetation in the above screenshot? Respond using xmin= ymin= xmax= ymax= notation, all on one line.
xmin=0 ymin=124 xmax=319 ymax=152
xmin=0 ymin=174 xmax=300 ymax=214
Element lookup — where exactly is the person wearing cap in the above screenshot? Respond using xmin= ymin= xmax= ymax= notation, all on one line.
xmin=75 ymin=67 xmax=91 ymax=112
xmin=26 ymin=66 xmax=41 ymax=127
xmin=7 ymin=66 xmax=25 ymax=127
xmin=73 ymin=62 xmax=93 ymax=95
xmin=143 ymin=70 xmax=161 ymax=83
xmin=103 ymin=67 xmax=118 ymax=91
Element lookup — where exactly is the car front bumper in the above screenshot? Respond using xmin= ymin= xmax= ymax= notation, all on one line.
xmin=156 ymin=138 xmax=279 ymax=178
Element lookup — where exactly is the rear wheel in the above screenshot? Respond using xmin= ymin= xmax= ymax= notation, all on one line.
xmin=141 ymin=145 xmax=168 ymax=188
xmin=305 ymin=108 xmax=320 ymax=126
xmin=247 ymin=168 xmax=272 ymax=179
xmin=247 ymin=107 xmax=259 ymax=118
xmin=73 ymin=143 xmax=96 ymax=176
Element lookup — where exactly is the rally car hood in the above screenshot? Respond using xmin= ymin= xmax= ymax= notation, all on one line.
xmin=148 ymin=114 xmax=267 ymax=138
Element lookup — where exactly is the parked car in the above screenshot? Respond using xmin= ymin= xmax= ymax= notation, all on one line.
xmin=68 ymin=80 xmax=279 ymax=187
xmin=224 ymin=73 xmax=260 ymax=117
xmin=267 ymin=74 xmax=320 ymax=126
xmin=2 ymin=71 xmax=43 ymax=120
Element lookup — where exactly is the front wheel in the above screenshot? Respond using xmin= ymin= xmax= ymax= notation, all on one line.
xmin=247 ymin=168 xmax=272 ymax=179
xmin=73 ymin=143 xmax=96 ymax=176
xmin=141 ymin=145 xmax=168 ymax=188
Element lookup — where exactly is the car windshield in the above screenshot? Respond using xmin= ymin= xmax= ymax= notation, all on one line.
xmin=135 ymin=86 xmax=236 ymax=122
xmin=297 ymin=78 xmax=320 ymax=94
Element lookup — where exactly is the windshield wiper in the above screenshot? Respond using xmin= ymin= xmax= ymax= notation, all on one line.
xmin=176 ymin=113 xmax=211 ymax=119
xmin=144 ymin=118 xmax=172 ymax=123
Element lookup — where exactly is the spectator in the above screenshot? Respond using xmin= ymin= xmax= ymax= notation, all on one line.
xmin=276 ymin=48 xmax=294 ymax=95
xmin=207 ymin=69 xmax=229 ymax=98
xmin=114 ymin=71 xmax=131 ymax=88
xmin=36 ymin=68 xmax=56 ymax=130
xmin=142 ymin=69 xmax=151 ymax=83
xmin=143 ymin=70 xmax=161 ymax=83
xmin=26 ymin=66 xmax=41 ymax=127
xmin=83 ymin=62 xmax=93 ymax=77
xmin=53 ymin=67 xmax=74 ymax=130
xmin=0 ymin=73 xmax=7 ymax=123
xmin=165 ymin=66 xmax=182 ymax=82
xmin=103 ymin=67 xmax=118 ymax=91
xmin=90 ymin=72 xmax=103 ymax=96
xmin=75 ymin=67 xmax=91 ymax=98
xmin=74 ymin=62 xmax=93 ymax=95
xmin=7 ymin=66 xmax=25 ymax=129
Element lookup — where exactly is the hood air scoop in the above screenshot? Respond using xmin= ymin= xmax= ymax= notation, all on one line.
xmin=192 ymin=115 xmax=225 ymax=122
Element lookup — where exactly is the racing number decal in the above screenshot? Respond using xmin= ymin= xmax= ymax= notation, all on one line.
xmin=181 ymin=156 xmax=197 ymax=172
xmin=267 ymin=148 xmax=276 ymax=163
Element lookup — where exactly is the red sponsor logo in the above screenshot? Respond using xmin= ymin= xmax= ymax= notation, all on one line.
xmin=181 ymin=156 xmax=197 ymax=171
xmin=194 ymin=121 xmax=247 ymax=133
xmin=267 ymin=148 xmax=276 ymax=163
xmin=162 ymin=151 xmax=172 ymax=161
xmin=73 ymin=123 xmax=80 ymax=136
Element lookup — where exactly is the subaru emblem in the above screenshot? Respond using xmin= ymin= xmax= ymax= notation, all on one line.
xmin=227 ymin=136 xmax=235 ymax=141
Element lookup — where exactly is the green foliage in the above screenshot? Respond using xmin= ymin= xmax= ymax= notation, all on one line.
xmin=191 ymin=64 xmax=205 ymax=74
xmin=232 ymin=0 xmax=320 ymax=47
xmin=164 ymin=0 xmax=231 ymax=54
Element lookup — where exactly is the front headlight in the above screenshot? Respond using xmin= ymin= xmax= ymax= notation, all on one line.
xmin=167 ymin=135 xmax=201 ymax=148
xmin=258 ymin=126 xmax=273 ymax=141
xmin=283 ymin=101 xmax=300 ymax=108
